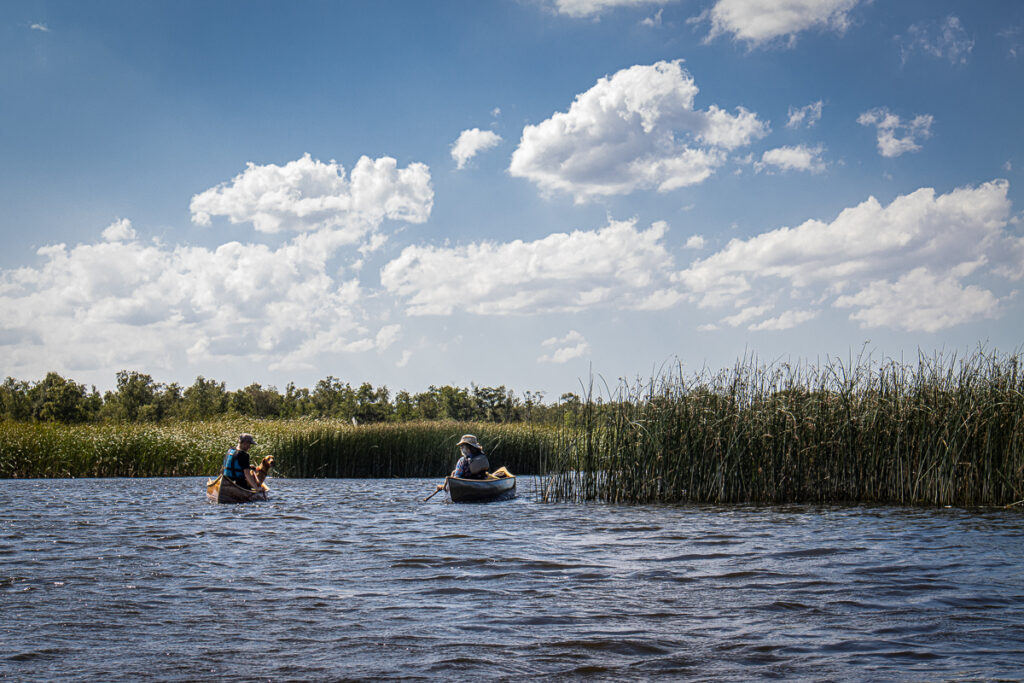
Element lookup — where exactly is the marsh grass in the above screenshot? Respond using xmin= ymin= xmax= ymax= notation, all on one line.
xmin=0 ymin=418 xmax=553 ymax=479
xmin=541 ymin=350 xmax=1024 ymax=507
xmin=4 ymin=350 xmax=1023 ymax=508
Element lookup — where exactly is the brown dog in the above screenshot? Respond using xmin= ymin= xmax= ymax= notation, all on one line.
xmin=253 ymin=455 xmax=274 ymax=486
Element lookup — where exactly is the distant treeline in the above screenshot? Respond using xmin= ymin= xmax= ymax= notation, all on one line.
xmin=0 ymin=371 xmax=568 ymax=425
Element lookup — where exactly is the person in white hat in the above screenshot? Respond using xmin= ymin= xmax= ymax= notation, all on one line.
xmin=451 ymin=434 xmax=489 ymax=479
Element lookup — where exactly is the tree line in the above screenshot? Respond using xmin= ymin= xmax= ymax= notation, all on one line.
xmin=0 ymin=370 xmax=581 ymax=425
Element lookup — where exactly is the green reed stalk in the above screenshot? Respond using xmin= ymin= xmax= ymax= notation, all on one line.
xmin=0 ymin=418 xmax=555 ymax=479
xmin=540 ymin=350 xmax=1024 ymax=507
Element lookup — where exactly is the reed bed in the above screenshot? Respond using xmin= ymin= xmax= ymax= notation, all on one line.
xmin=541 ymin=351 xmax=1024 ymax=507
xmin=0 ymin=418 xmax=553 ymax=479
xmin=271 ymin=420 xmax=553 ymax=478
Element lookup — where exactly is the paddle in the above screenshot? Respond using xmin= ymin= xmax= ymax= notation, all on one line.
xmin=424 ymin=481 xmax=446 ymax=502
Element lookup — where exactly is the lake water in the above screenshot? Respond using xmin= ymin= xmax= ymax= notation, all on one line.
xmin=1 ymin=477 xmax=1023 ymax=681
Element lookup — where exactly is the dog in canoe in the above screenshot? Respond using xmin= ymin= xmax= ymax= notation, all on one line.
xmin=253 ymin=455 xmax=274 ymax=486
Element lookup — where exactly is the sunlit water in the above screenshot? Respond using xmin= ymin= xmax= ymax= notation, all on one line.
xmin=1 ymin=477 xmax=1023 ymax=681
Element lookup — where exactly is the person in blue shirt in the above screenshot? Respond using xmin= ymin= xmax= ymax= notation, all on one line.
xmin=222 ymin=433 xmax=263 ymax=490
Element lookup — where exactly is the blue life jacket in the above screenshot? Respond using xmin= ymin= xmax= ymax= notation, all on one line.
xmin=223 ymin=448 xmax=247 ymax=483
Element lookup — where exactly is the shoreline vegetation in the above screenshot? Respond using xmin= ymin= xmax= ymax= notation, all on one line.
xmin=2 ymin=349 xmax=1023 ymax=507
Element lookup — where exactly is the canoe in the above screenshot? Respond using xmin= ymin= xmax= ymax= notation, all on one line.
xmin=206 ymin=474 xmax=268 ymax=504
xmin=446 ymin=467 xmax=516 ymax=503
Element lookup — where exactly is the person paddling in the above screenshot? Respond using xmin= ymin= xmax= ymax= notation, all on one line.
xmin=451 ymin=434 xmax=489 ymax=480
xmin=427 ymin=434 xmax=490 ymax=500
xmin=222 ymin=433 xmax=264 ymax=490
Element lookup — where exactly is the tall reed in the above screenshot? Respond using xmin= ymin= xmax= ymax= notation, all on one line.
xmin=0 ymin=418 xmax=553 ymax=479
xmin=541 ymin=350 xmax=1024 ymax=507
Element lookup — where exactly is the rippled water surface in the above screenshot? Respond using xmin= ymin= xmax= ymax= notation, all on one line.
xmin=2 ymin=477 xmax=1023 ymax=681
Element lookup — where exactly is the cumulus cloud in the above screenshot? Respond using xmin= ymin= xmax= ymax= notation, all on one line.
xmin=380 ymin=218 xmax=674 ymax=315
xmin=101 ymin=218 xmax=136 ymax=242
xmin=0 ymin=231 xmax=399 ymax=377
xmin=509 ymin=60 xmax=768 ymax=202
xmin=685 ymin=234 xmax=706 ymax=249
xmin=835 ymin=268 xmax=997 ymax=332
xmin=675 ymin=180 xmax=1016 ymax=332
xmin=755 ymin=145 xmax=826 ymax=174
xmin=189 ymin=153 xmax=433 ymax=245
xmin=451 ymin=128 xmax=502 ymax=170
xmin=552 ymin=0 xmax=676 ymax=18
xmin=857 ymin=108 xmax=933 ymax=157
xmin=539 ymin=330 xmax=591 ymax=363
xmin=899 ymin=15 xmax=974 ymax=66
xmin=695 ymin=0 xmax=861 ymax=47
xmin=786 ymin=100 xmax=823 ymax=128
xmin=0 ymin=155 xmax=436 ymax=379
xmin=30 ymin=23 xmax=50 ymax=32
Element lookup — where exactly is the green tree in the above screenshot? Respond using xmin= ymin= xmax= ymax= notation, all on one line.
xmin=353 ymin=382 xmax=392 ymax=423
xmin=283 ymin=382 xmax=312 ymax=417
xmin=0 ymin=377 xmax=31 ymax=421
xmin=28 ymin=372 xmax=92 ymax=423
xmin=181 ymin=376 xmax=228 ymax=419
xmin=230 ymin=383 xmax=284 ymax=418
xmin=104 ymin=370 xmax=159 ymax=422
xmin=393 ymin=390 xmax=415 ymax=421
xmin=312 ymin=376 xmax=356 ymax=418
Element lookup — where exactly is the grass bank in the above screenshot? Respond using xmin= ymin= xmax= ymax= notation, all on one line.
xmin=4 ymin=350 xmax=1023 ymax=508
xmin=542 ymin=351 xmax=1024 ymax=507
xmin=0 ymin=419 xmax=553 ymax=479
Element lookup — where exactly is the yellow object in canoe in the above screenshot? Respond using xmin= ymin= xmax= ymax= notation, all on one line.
xmin=205 ymin=474 xmax=268 ymax=504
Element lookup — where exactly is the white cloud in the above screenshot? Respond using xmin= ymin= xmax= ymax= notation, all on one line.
xmin=30 ymin=23 xmax=50 ymax=32
xmin=696 ymin=0 xmax=861 ymax=47
xmin=381 ymin=218 xmax=674 ymax=315
xmin=189 ymin=153 xmax=433 ymax=245
xmin=101 ymin=218 xmax=136 ymax=242
xmin=539 ymin=330 xmax=590 ymax=363
xmin=755 ymin=145 xmax=826 ymax=173
xmin=509 ymin=60 xmax=768 ymax=202
xmin=641 ymin=9 xmax=664 ymax=27
xmin=786 ymin=100 xmax=823 ymax=128
xmin=721 ymin=304 xmax=771 ymax=327
xmin=553 ymin=0 xmax=677 ymax=18
xmin=675 ymin=180 xmax=1016 ymax=332
xmin=998 ymin=26 xmax=1023 ymax=60
xmin=857 ymin=108 xmax=933 ymax=157
xmin=835 ymin=268 xmax=997 ymax=332
xmin=685 ymin=234 xmax=706 ymax=249
xmin=0 ymin=154 xmax=438 ymax=379
xmin=900 ymin=15 xmax=974 ymax=66
xmin=0 ymin=233 xmax=394 ymax=376
xmin=451 ymin=128 xmax=503 ymax=170
xmin=748 ymin=309 xmax=818 ymax=331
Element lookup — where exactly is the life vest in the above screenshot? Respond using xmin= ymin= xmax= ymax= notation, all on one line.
xmin=468 ymin=452 xmax=490 ymax=475
xmin=222 ymin=448 xmax=247 ymax=483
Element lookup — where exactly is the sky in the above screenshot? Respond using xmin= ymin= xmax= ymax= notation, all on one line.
xmin=1 ymin=0 xmax=1023 ymax=400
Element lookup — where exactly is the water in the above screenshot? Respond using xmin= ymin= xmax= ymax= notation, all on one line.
xmin=2 ymin=478 xmax=1023 ymax=681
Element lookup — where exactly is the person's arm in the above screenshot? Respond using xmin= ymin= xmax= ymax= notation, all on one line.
xmin=244 ymin=467 xmax=261 ymax=490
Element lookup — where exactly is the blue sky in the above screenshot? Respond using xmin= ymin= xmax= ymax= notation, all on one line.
xmin=2 ymin=0 xmax=1023 ymax=399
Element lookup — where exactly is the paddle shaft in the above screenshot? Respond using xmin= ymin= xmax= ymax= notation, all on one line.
xmin=423 ymin=481 xmax=447 ymax=502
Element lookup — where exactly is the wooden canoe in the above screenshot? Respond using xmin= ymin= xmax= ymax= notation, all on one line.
xmin=206 ymin=474 xmax=268 ymax=504
xmin=446 ymin=467 xmax=516 ymax=503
